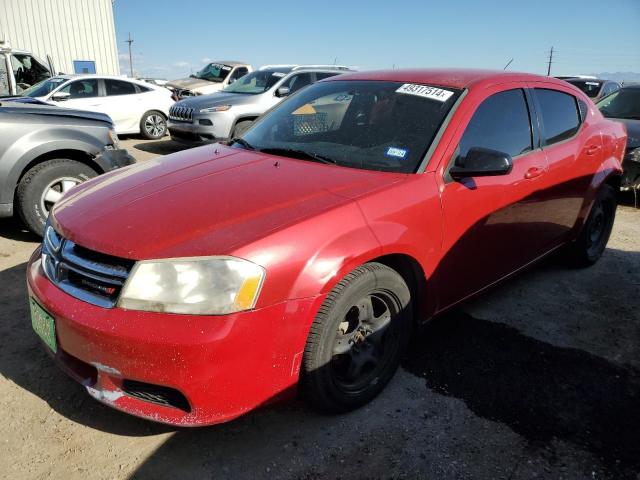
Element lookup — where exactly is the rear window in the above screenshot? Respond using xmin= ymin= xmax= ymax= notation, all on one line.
xmin=567 ymin=80 xmax=602 ymax=98
xmin=534 ymin=89 xmax=581 ymax=145
xmin=105 ymin=79 xmax=137 ymax=96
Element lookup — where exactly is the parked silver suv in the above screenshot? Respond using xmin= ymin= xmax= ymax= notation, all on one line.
xmin=167 ymin=65 xmax=352 ymax=144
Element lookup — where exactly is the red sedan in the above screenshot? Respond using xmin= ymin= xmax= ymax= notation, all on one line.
xmin=27 ymin=69 xmax=626 ymax=426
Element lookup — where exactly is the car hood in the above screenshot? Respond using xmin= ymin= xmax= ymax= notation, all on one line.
xmin=174 ymin=92 xmax=261 ymax=109
xmin=166 ymin=77 xmax=223 ymax=91
xmin=614 ymin=118 xmax=640 ymax=149
xmin=0 ymin=101 xmax=113 ymax=125
xmin=52 ymin=145 xmax=404 ymax=260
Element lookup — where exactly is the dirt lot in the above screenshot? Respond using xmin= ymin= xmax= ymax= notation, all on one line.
xmin=1 ymin=138 xmax=639 ymax=479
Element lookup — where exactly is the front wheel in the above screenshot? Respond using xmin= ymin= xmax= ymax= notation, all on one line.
xmin=140 ymin=111 xmax=167 ymax=139
xmin=300 ymin=263 xmax=412 ymax=412
xmin=16 ymin=159 xmax=97 ymax=236
xmin=566 ymin=184 xmax=617 ymax=267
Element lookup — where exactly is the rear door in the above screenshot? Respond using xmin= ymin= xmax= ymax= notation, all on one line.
xmin=529 ymin=84 xmax=600 ymax=241
xmin=102 ymin=79 xmax=144 ymax=133
xmin=434 ymin=85 xmax=552 ymax=310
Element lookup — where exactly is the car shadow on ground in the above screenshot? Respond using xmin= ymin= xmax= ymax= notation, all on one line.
xmin=131 ymin=138 xmax=193 ymax=156
xmin=1 ymin=246 xmax=639 ymax=477
xmin=0 ymin=216 xmax=40 ymax=244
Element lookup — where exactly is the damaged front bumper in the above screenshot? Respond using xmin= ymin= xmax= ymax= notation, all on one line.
xmin=621 ymin=147 xmax=640 ymax=191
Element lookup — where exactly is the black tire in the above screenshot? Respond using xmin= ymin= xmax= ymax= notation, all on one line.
xmin=16 ymin=159 xmax=97 ymax=236
xmin=566 ymin=184 xmax=617 ymax=267
xmin=140 ymin=111 xmax=167 ymax=139
xmin=300 ymin=262 xmax=412 ymax=412
xmin=232 ymin=120 xmax=253 ymax=139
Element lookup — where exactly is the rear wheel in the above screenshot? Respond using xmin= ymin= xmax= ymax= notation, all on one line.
xmin=16 ymin=159 xmax=97 ymax=236
xmin=300 ymin=263 xmax=412 ymax=412
xmin=140 ymin=111 xmax=167 ymax=139
xmin=566 ymin=184 xmax=617 ymax=267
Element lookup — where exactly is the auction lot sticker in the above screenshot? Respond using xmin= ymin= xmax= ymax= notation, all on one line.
xmin=396 ymin=84 xmax=454 ymax=102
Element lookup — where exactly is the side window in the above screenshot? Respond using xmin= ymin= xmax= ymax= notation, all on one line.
xmin=534 ymin=89 xmax=580 ymax=145
xmin=10 ymin=54 xmax=50 ymax=91
xmin=283 ymin=73 xmax=313 ymax=94
xmin=59 ymin=79 xmax=99 ymax=99
xmin=230 ymin=67 xmax=248 ymax=82
xmin=105 ymin=79 xmax=137 ymax=96
xmin=455 ymin=89 xmax=533 ymax=164
xmin=315 ymin=72 xmax=339 ymax=81
xmin=603 ymin=82 xmax=619 ymax=97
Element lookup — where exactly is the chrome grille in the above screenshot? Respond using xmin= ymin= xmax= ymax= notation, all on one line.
xmin=169 ymin=105 xmax=195 ymax=122
xmin=41 ymin=226 xmax=134 ymax=308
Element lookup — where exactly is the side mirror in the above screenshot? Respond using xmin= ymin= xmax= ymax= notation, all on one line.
xmin=449 ymin=147 xmax=513 ymax=180
xmin=51 ymin=91 xmax=71 ymax=102
xmin=228 ymin=77 xmax=236 ymax=85
xmin=276 ymin=86 xmax=290 ymax=97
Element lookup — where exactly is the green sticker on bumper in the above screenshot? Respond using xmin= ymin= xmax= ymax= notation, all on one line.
xmin=30 ymin=298 xmax=57 ymax=353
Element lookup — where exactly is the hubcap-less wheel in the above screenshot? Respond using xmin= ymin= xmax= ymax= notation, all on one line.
xmin=40 ymin=177 xmax=81 ymax=214
xmin=144 ymin=114 xmax=166 ymax=138
xmin=331 ymin=292 xmax=399 ymax=392
xmin=588 ymin=201 xmax=605 ymax=247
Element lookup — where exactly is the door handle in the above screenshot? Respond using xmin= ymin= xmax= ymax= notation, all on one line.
xmin=586 ymin=145 xmax=601 ymax=155
xmin=524 ymin=166 xmax=544 ymax=179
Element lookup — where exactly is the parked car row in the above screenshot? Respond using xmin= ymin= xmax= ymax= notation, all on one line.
xmin=25 ymin=69 xmax=627 ymax=426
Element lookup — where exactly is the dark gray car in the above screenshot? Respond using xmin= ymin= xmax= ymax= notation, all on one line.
xmin=596 ymin=85 xmax=640 ymax=192
xmin=0 ymin=101 xmax=134 ymax=235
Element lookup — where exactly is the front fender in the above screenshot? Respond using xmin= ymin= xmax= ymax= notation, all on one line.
xmin=1 ymin=129 xmax=105 ymax=205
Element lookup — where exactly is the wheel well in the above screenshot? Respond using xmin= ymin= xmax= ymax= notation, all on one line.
xmin=604 ymin=173 xmax=621 ymax=191
xmin=16 ymin=150 xmax=102 ymax=189
xmin=143 ymin=109 xmax=167 ymax=119
xmin=232 ymin=117 xmax=258 ymax=131
xmin=371 ymin=253 xmax=428 ymax=326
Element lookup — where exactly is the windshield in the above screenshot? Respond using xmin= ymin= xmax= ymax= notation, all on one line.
xmin=567 ymin=80 xmax=603 ymax=98
xmin=238 ymin=80 xmax=462 ymax=173
xmin=193 ymin=63 xmax=232 ymax=82
xmin=223 ymin=69 xmax=290 ymax=94
xmin=21 ymin=77 xmax=67 ymax=97
xmin=597 ymin=89 xmax=640 ymax=120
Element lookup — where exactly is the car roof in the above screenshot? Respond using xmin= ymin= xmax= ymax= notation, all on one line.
xmin=48 ymin=74 xmax=162 ymax=89
xmin=205 ymin=60 xmax=249 ymax=66
xmin=323 ymin=68 xmax=572 ymax=90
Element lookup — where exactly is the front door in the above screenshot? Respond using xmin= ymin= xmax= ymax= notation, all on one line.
xmin=434 ymin=86 xmax=553 ymax=311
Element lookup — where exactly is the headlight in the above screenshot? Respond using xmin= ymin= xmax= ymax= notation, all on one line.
xmin=199 ymin=105 xmax=231 ymax=113
xmin=107 ymin=127 xmax=120 ymax=148
xmin=118 ymin=256 xmax=265 ymax=315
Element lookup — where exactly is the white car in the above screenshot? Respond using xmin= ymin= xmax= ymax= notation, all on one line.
xmin=18 ymin=75 xmax=175 ymax=139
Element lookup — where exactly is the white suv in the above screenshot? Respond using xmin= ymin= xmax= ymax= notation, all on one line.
xmin=167 ymin=65 xmax=353 ymax=144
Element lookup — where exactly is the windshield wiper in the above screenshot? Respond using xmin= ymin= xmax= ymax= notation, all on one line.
xmin=231 ymin=137 xmax=256 ymax=151
xmin=259 ymin=147 xmax=337 ymax=165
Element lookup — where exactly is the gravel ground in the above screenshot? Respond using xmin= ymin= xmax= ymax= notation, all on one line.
xmin=0 ymin=137 xmax=639 ymax=479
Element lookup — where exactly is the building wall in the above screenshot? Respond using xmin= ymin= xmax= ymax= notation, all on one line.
xmin=0 ymin=0 xmax=119 ymax=75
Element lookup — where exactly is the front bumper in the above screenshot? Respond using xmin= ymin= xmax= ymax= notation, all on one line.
xmin=621 ymin=151 xmax=640 ymax=190
xmin=27 ymin=249 xmax=323 ymax=426
xmin=168 ymin=112 xmax=234 ymax=145
xmin=94 ymin=147 xmax=136 ymax=171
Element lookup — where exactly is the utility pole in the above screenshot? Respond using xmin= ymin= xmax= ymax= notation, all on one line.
xmin=546 ymin=46 xmax=554 ymax=76
xmin=126 ymin=33 xmax=134 ymax=77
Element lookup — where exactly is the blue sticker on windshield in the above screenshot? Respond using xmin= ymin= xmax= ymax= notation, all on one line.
xmin=386 ymin=147 xmax=408 ymax=159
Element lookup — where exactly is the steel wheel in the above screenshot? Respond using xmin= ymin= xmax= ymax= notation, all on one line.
xmin=40 ymin=177 xmax=81 ymax=214
xmin=301 ymin=263 xmax=412 ymax=412
xmin=144 ymin=113 xmax=166 ymax=138
xmin=331 ymin=292 xmax=399 ymax=392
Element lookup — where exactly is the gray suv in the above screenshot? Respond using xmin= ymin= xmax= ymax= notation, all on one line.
xmin=0 ymin=101 xmax=134 ymax=235
xmin=167 ymin=65 xmax=352 ymax=144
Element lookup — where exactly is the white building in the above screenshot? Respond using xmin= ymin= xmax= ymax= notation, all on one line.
xmin=0 ymin=0 xmax=119 ymax=75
